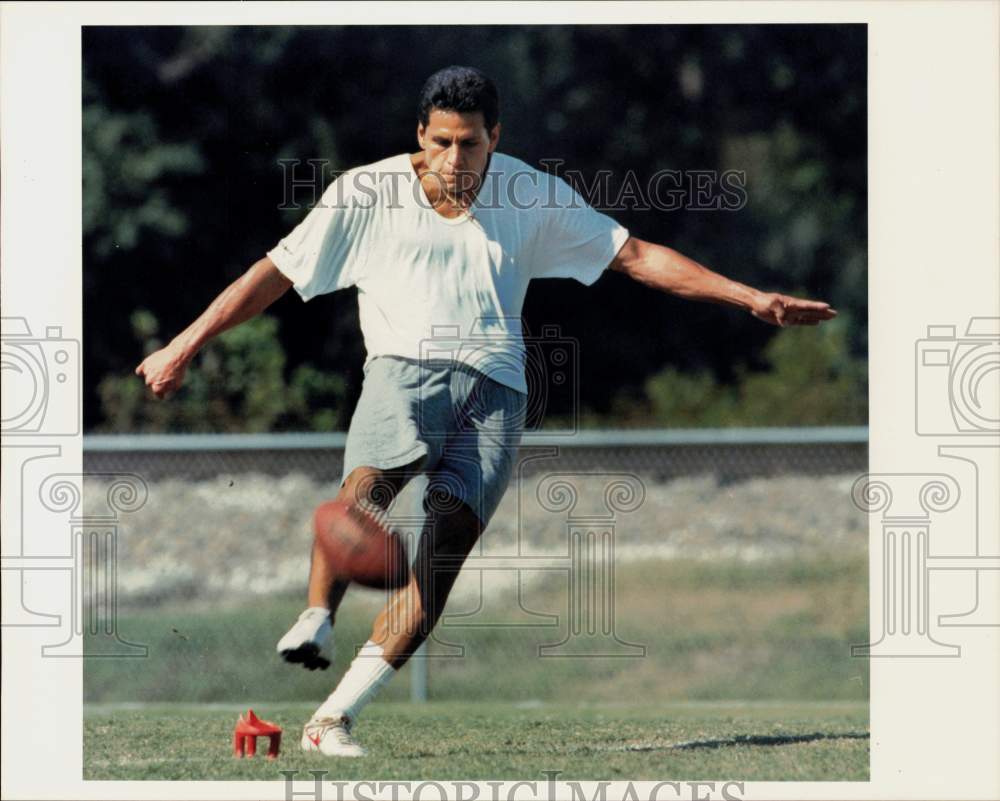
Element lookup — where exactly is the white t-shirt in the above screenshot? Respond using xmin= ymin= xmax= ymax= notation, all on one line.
xmin=267 ymin=152 xmax=629 ymax=394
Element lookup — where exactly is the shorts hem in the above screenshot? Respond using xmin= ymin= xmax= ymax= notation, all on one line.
xmin=340 ymin=442 xmax=429 ymax=485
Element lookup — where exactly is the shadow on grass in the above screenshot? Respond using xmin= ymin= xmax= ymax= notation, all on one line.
xmin=626 ymin=731 xmax=870 ymax=752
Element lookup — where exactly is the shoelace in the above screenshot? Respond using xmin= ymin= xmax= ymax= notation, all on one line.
xmin=307 ymin=715 xmax=355 ymax=745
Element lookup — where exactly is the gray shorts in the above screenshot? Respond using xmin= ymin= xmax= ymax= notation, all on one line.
xmin=341 ymin=355 xmax=527 ymax=526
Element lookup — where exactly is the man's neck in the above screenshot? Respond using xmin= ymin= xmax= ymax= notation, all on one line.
xmin=411 ymin=152 xmax=492 ymax=219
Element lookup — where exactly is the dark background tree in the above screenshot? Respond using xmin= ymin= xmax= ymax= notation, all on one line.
xmin=83 ymin=25 xmax=866 ymax=432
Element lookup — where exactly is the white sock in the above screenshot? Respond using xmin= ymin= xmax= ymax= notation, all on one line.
xmin=312 ymin=640 xmax=395 ymax=724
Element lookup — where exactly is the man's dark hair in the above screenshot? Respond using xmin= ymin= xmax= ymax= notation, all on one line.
xmin=417 ymin=66 xmax=500 ymax=131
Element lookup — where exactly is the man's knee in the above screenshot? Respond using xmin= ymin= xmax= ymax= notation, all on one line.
xmin=339 ymin=460 xmax=423 ymax=508
xmin=423 ymin=495 xmax=484 ymax=558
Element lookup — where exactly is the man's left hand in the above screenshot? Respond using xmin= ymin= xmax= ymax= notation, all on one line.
xmin=750 ymin=293 xmax=838 ymax=327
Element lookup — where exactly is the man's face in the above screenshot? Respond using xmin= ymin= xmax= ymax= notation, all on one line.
xmin=417 ymin=108 xmax=500 ymax=198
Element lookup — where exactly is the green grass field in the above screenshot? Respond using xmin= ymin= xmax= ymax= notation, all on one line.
xmin=84 ymin=557 xmax=869 ymax=780
xmin=84 ymin=700 xmax=868 ymax=780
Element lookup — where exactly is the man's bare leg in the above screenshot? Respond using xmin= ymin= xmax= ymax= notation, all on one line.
xmin=277 ymin=461 xmax=422 ymax=670
xmin=372 ymin=499 xmax=484 ymax=667
xmin=306 ymin=494 xmax=483 ymax=743
xmin=306 ymin=464 xmax=414 ymax=611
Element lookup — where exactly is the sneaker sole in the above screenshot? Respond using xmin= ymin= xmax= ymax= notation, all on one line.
xmin=280 ymin=643 xmax=330 ymax=670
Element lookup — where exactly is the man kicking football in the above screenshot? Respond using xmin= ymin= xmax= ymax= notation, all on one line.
xmin=136 ymin=66 xmax=836 ymax=757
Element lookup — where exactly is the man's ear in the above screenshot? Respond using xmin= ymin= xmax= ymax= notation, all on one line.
xmin=488 ymin=122 xmax=501 ymax=152
xmin=416 ymin=122 xmax=426 ymax=149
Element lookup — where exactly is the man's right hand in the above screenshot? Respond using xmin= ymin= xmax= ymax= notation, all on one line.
xmin=135 ymin=343 xmax=190 ymax=399
xmin=133 ymin=256 xmax=292 ymax=400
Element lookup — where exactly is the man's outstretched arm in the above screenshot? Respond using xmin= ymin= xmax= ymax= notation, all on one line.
xmin=609 ymin=237 xmax=837 ymax=327
xmin=135 ymin=256 xmax=293 ymax=398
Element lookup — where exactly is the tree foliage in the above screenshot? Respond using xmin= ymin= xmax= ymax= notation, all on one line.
xmin=97 ymin=312 xmax=347 ymax=432
xmin=83 ymin=25 xmax=867 ymax=431
xmin=641 ymin=317 xmax=867 ymax=427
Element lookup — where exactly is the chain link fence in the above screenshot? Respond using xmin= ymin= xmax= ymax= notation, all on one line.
xmin=82 ymin=427 xmax=868 ymax=601
xmin=84 ymin=427 xmax=867 ymax=482
xmin=81 ymin=428 xmax=869 ymax=704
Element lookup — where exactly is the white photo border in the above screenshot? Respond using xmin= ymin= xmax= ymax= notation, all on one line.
xmin=1 ymin=1 xmax=998 ymax=799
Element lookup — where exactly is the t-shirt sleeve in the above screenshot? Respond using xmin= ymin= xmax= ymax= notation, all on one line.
xmin=266 ymin=174 xmax=371 ymax=301
xmin=529 ymin=173 xmax=630 ymax=285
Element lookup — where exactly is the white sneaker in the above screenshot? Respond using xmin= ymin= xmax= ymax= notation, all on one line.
xmin=277 ymin=607 xmax=332 ymax=670
xmin=301 ymin=714 xmax=366 ymax=757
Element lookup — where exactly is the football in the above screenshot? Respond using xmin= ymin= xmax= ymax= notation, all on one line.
xmin=313 ymin=500 xmax=410 ymax=590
